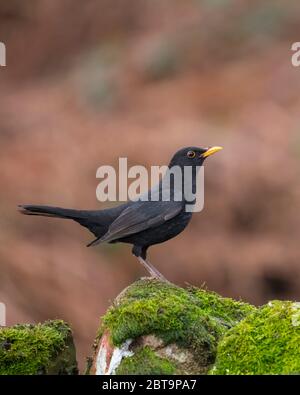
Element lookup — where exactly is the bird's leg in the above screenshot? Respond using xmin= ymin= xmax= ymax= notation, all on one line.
xmin=137 ymin=256 xmax=169 ymax=282
xmin=133 ymin=245 xmax=169 ymax=282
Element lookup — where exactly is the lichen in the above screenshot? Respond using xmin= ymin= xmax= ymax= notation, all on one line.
xmin=0 ymin=320 xmax=77 ymax=375
xmin=115 ymin=346 xmax=176 ymax=375
xmin=101 ymin=279 xmax=254 ymax=370
xmin=211 ymin=301 xmax=300 ymax=375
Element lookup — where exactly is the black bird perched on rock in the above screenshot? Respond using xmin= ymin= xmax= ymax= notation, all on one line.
xmin=19 ymin=146 xmax=222 ymax=281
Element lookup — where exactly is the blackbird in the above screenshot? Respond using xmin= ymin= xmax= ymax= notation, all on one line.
xmin=19 ymin=146 xmax=222 ymax=280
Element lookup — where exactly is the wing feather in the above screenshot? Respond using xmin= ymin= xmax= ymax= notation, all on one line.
xmin=99 ymin=200 xmax=182 ymax=243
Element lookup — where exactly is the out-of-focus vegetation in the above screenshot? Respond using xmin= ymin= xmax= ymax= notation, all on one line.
xmin=211 ymin=301 xmax=300 ymax=375
xmin=0 ymin=0 xmax=300 ymax=370
xmin=0 ymin=320 xmax=77 ymax=374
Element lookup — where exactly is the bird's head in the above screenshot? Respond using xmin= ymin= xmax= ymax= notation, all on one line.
xmin=169 ymin=146 xmax=223 ymax=168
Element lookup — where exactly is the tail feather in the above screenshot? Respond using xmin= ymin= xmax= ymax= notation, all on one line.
xmin=18 ymin=205 xmax=81 ymax=219
xmin=18 ymin=204 xmax=109 ymax=243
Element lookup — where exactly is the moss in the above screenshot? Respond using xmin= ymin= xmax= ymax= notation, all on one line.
xmin=191 ymin=288 xmax=254 ymax=326
xmin=101 ymin=279 xmax=254 ymax=368
xmin=211 ymin=301 xmax=300 ymax=375
xmin=0 ymin=320 xmax=77 ymax=375
xmin=116 ymin=346 xmax=176 ymax=375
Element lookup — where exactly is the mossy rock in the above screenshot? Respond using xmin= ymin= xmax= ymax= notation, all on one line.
xmin=211 ymin=301 xmax=300 ymax=375
xmin=92 ymin=279 xmax=254 ymax=374
xmin=116 ymin=346 xmax=176 ymax=375
xmin=0 ymin=320 xmax=78 ymax=375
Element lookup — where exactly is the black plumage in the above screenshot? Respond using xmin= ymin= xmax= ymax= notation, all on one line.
xmin=19 ymin=146 xmax=222 ymax=280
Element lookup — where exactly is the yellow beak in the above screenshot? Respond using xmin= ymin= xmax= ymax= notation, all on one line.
xmin=201 ymin=146 xmax=223 ymax=158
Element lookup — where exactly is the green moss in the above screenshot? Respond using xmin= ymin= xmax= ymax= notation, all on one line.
xmin=101 ymin=279 xmax=254 ymax=368
xmin=191 ymin=288 xmax=255 ymax=327
xmin=211 ymin=301 xmax=300 ymax=375
xmin=0 ymin=320 xmax=77 ymax=375
xmin=116 ymin=346 xmax=176 ymax=375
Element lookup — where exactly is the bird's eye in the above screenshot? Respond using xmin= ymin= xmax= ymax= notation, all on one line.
xmin=187 ymin=150 xmax=196 ymax=158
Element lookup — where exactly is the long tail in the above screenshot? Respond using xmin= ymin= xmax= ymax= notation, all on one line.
xmin=18 ymin=204 xmax=108 ymax=245
xmin=18 ymin=204 xmax=82 ymax=219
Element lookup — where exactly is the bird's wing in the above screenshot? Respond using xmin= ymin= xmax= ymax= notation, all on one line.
xmin=96 ymin=200 xmax=183 ymax=244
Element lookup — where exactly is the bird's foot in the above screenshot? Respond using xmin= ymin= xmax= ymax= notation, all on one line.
xmin=150 ymin=273 xmax=170 ymax=283
xmin=137 ymin=256 xmax=169 ymax=283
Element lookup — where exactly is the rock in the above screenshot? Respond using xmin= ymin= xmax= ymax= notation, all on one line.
xmin=4 ymin=281 xmax=298 ymax=375
xmin=0 ymin=320 xmax=78 ymax=375
xmin=89 ymin=278 xmax=254 ymax=375
xmin=210 ymin=300 xmax=300 ymax=375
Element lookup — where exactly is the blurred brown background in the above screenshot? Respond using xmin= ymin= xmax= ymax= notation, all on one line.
xmin=1 ymin=0 xmax=300 ymax=371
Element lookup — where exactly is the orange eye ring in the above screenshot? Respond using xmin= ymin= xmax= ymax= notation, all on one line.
xmin=187 ymin=150 xmax=196 ymax=158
